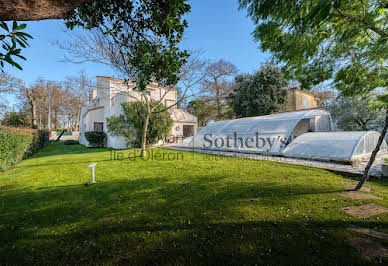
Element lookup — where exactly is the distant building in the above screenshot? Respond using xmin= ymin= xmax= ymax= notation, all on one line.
xmin=288 ymin=87 xmax=319 ymax=111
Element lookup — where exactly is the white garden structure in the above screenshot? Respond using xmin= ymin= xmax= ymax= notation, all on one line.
xmin=283 ymin=131 xmax=388 ymax=163
xmin=183 ymin=109 xmax=331 ymax=153
xmin=180 ymin=109 xmax=388 ymax=163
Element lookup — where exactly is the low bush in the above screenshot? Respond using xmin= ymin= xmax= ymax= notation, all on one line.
xmin=106 ymin=101 xmax=173 ymax=147
xmin=84 ymin=131 xmax=106 ymax=147
xmin=63 ymin=140 xmax=79 ymax=145
xmin=0 ymin=126 xmax=48 ymax=171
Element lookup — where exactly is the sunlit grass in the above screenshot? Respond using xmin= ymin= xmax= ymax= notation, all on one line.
xmin=0 ymin=143 xmax=387 ymax=264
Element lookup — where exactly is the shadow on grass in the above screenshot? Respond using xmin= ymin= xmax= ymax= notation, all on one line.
xmin=0 ymin=176 xmax=374 ymax=265
xmin=29 ymin=143 xmax=113 ymax=159
xmin=17 ymin=159 xmax=114 ymax=168
xmin=336 ymin=172 xmax=388 ymax=190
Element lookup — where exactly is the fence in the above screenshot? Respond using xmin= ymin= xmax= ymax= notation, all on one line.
xmin=49 ymin=131 xmax=79 ymax=141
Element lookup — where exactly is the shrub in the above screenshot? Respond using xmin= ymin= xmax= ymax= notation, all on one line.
xmin=1 ymin=112 xmax=30 ymax=127
xmin=0 ymin=126 xmax=48 ymax=171
xmin=106 ymin=101 xmax=173 ymax=147
xmin=64 ymin=140 xmax=79 ymax=145
xmin=84 ymin=131 xmax=106 ymax=147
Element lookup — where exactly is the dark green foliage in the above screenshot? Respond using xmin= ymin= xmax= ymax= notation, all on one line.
xmin=107 ymin=101 xmax=173 ymax=147
xmin=65 ymin=0 xmax=190 ymax=91
xmin=84 ymin=131 xmax=106 ymax=148
xmin=239 ymin=0 xmax=387 ymax=95
xmin=186 ymin=99 xmax=215 ymax=126
xmin=0 ymin=21 xmax=32 ymax=71
xmin=329 ymin=94 xmax=385 ymax=131
xmin=37 ymin=130 xmax=49 ymax=150
xmin=239 ymin=0 xmax=388 ymax=190
xmin=229 ymin=63 xmax=288 ymax=118
xmin=0 ymin=126 xmax=47 ymax=171
xmin=1 ymin=112 xmax=30 ymax=127
xmin=63 ymin=140 xmax=79 ymax=145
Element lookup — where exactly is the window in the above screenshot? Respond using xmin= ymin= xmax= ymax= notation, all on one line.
xmin=94 ymin=122 xmax=104 ymax=132
xmin=183 ymin=125 xmax=194 ymax=137
xmin=303 ymin=97 xmax=308 ymax=108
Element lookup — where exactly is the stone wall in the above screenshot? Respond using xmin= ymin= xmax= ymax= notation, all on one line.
xmin=288 ymin=88 xmax=318 ymax=111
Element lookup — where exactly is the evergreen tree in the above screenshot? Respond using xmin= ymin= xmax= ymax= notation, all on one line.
xmin=229 ymin=63 xmax=288 ymax=118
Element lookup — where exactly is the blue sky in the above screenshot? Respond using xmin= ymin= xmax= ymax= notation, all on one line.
xmin=5 ymin=0 xmax=269 ymax=86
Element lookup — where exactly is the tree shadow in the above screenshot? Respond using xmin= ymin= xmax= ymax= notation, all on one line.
xmin=335 ymin=172 xmax=388 ymax=190
xmin=0 ymin=176 xmax=381 ymax=265
xmin=17 ymin=159 xmax=114 ymax=168
xmin=29 ymin=143 xmax=114 ymax=159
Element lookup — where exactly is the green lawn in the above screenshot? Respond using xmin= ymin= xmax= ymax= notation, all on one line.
xmin=1 ymin=143 xmax=388 ymax=265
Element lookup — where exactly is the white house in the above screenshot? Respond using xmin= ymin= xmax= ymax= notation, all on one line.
xmin=79 ymin=76 xmax=198 ymax=149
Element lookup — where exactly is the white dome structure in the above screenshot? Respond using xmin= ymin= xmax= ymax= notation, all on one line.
xmin=183 ymin=109 xmax=332 ymax=154
xmin=180 ymin=109 xmax=388 ymax=163
xmin=282 ymin=131 xmax=388 ymax=163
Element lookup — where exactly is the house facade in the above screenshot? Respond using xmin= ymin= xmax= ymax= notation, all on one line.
xmin=79 ymin=76 xmax=198 ymax=149
xmin=288 ymin=87 xmax=319 ymax=111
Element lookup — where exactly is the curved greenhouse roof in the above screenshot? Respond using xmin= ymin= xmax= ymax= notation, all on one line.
xmin=282 ymin=131 xmax=388 ymax=163
xmin=184 ymin=108 xmax=332 ymax=154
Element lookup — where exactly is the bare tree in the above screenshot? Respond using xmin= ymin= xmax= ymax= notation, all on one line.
xmin=19 ymin=79 xmax=67 ymax=130
xmin=64 ymin=71 xmax=94 ymax=131
xmin=45 ymin=81 xmax=63 ymax=130
xmin=20 ymin=85 xmax=40 ymax=128
xmin=32 ymin=79 xmax=47 ymax=130
xmin=60 ymin=88 xmax=83 ymax=130
xmin=0 ymin=73 xmax=22 ymax=116
xmin=311 ymin=83 xmax=337 ymax=107
xmin=202 ymin=60 xmax=237 ymax=119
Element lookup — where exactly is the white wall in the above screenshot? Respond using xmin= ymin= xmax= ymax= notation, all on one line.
xmin=79 ymin=107 xmax=105 ymax=147
xmin=108 ymin=77 xmax=177 ymax=107
xmin=86 ymin=108 xmax=105 ymax=131
xmin=314 ymin=115 xmax=331 ymax=132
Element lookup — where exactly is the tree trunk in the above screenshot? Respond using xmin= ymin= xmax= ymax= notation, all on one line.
xmin=215 ymin=80 xmax=221 ymax=119
xmin=355 ymin=108 xmax=388 ymax=190
xmin=31 ymin=100 xmax=37 ymax=129
xmin=48 ymin=105 xmax=51 ymax=131
xmin=140 ymin=103 xmax=151 ymax=158
xmin=76 ymin=105 xmax=82 ymax=131
xmin=54 ymin=109 xmax=57 ymax=129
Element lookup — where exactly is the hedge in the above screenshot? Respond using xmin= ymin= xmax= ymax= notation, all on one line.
xmin=0 ymin=126 xmax=48 ymax=171
xmin=84 ymin=131 xmax=106 ymax=147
